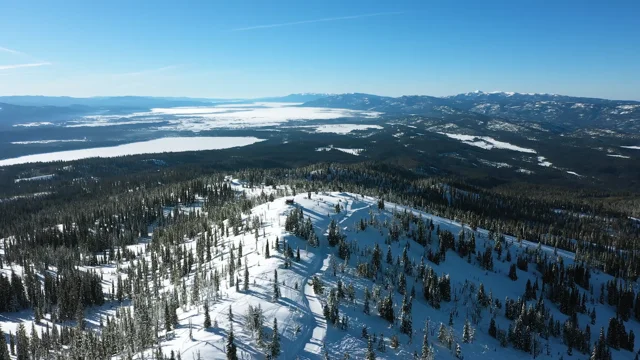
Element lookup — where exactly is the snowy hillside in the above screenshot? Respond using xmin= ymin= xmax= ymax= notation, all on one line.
xmin=0 ymin=184 xmax=637 ymax=360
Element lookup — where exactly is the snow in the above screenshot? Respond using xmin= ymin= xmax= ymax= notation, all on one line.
xmin=56 ymin=103 xmax=381 ymax=132
xmin=316 ymin=146 xmax=363 ymax=156
xmin=11 ymin=139 xmax=87 ymax=145
xmin=566 ymin=171 xmax=582 ymax=177
xmin=607 ymin=154 xmax=631 ymax=159
xmin=439 ymin=133 xmax=537 ymax=153
xmin=621 ymin=146 xmax=640 ymax=150
xmin=537 ymin=156 xmax=552 ymax=167
xmin=0 ymin=137 xmax=264 ymax=166
xmin=14 ymin=174 xmax=55 ymax=183
xmin=516 ymin=168 xmax=534 ymax=174
xmin=303 ymin=124 xmax=383 ymax=134
xmin=478 ymin=159 xmax=512 ymax=168
xmin=152 ymin=104 xmax=381 ymax=132
xmin=12 ymin=122 xmax=53 ymax=127
xmin=2 ymin=186 xmax=638 ymax=359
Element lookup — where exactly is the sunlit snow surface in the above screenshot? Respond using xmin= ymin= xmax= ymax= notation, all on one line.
xmin=622 ymin=145 xmax=640 ymax=150
xmin=301 ymin=124 xmax=383 ymax=134
xmin=11 ymin=139 xmax=87 ymax=145
xmin=438 ymin=133 xmax=537 ymax=153
xmin=0 ymin=137 xmax=263 ymax=166
xmin=46 ymin=102 xmax=382 ymax=132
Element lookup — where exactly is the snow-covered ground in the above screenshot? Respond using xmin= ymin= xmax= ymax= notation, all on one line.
xmin=60 ymin=103 xmax=382 ymax=132
xmin=537 ymin=156 xmax=552 ymax=167
xmin=302 ymin=124 xmax=383 ymax=134
xmin=11 ymin=139 xmax=88 ymax=145
xmin=1 ymin=187 xmax=638 ymax=360
xmin=438 ymin=133 xmax=537 ymax=154
xmin=316 ymin=146 xmax=363 ymax=156
xmin=0 ymin=137 xmax=264 ymax=166
xmin=14 ymin=174 xmax=56 ymax=183
xmin=621 ymin=146 xmax=640 ymax=150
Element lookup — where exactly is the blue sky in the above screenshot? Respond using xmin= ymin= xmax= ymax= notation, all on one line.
xmin=1 ymin=0 xmax=639 ymax=100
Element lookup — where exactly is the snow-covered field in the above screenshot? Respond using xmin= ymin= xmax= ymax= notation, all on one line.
xmin=438 ymin=133 xmax=537 ymax=154
xmin=0 ymin=137 xmax=264 ymax=166
xmin=305 ymin=124 xmax=383 ymax=135
xmin=54 ymin=103 xmax=381 ymax=132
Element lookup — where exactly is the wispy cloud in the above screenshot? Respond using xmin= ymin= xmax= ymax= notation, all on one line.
xmin=0 ymin=62 xmax=51 ymax=71
xmin=230 ymin=11 xmax=404 ymax=32
xmin=0 ymin=46 xmax=28 ymax=56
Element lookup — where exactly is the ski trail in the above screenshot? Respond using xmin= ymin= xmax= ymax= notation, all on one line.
xmin=298 ymin=255 xmax=330 ymax=359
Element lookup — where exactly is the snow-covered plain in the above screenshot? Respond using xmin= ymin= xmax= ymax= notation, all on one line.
xmin=61 ymin=103 xmax=382 ymax=132
xmin=438 ymin=133 xmax=537 ymax=154
xmin=302 ymin=124 xmax=383 ymax=134
xmin=0 ymin=137 xmax=264 ymax=166
xmin=621 ymin=146 xmax=640 ymax=150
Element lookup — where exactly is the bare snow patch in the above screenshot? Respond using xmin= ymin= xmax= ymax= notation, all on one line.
xmin=621 ymin=145 xmax=640 ymax=150
xmin=14 ymin=174 xmax=56 ymax=183
xmin=439 ymin=133 xmax=537 ymax=153
xmin=316 ymin=146 xmax=363 ymax=156
xmin=478 ymin=159 xmax=512 ymax=168
xmin=305 ymin=124 xmax=383 ymax=134
xmin=537 ymin=156 xmax=553 ymax=167
xmin=517 ymin=168 xmax=534 ymax=175
xmin=607 ymin=154 xmax=631 ymax=159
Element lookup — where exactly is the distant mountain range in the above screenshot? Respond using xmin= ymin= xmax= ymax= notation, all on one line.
xmin=301 ymin=91 xmax=640 ymax=132
xmin=1 ymin=91 xmax=639 ymax=132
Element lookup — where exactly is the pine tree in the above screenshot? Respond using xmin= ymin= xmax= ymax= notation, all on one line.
xmin=420 ymin=333 xmax=433 ymax=360
xmin=270 ymin=318 xmax=280 ymax=358
xmin=265 ymin=240 xmax=270 ymax=258
xmin=462 ymin=319 xmax=473 ymax=343
xmin=204 ymin=301 xmax=211 ymax=328
xmin=164 ymin=302 xmax=172 ymax=332
xmin=0 ymin=325 xmax=10 ymax=360
xmin=272 ymin=270 xmax=281 ymax=301
xmin=366 ymin=335 xmax=376 ymax=360
xmin=16 ymin=323 xmax=28 ymax=360
xmin=455 ymin=343 xmax=462 ymax=359
xmin=244 ymin=263 xmax=249 ymax=291
xmin=400 ymin=294 xmax=413 ymax=337
xmin=488 ymin=318 xmax=497 ymax=338
xmin=226 ymin=323 xmax=238 ymax=360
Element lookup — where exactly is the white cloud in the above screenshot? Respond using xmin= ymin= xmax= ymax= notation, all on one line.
xmin=0 ymin=62 xmax=51 ymax=71
xmin=0 ymin=46 xmax=27 ymax=56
